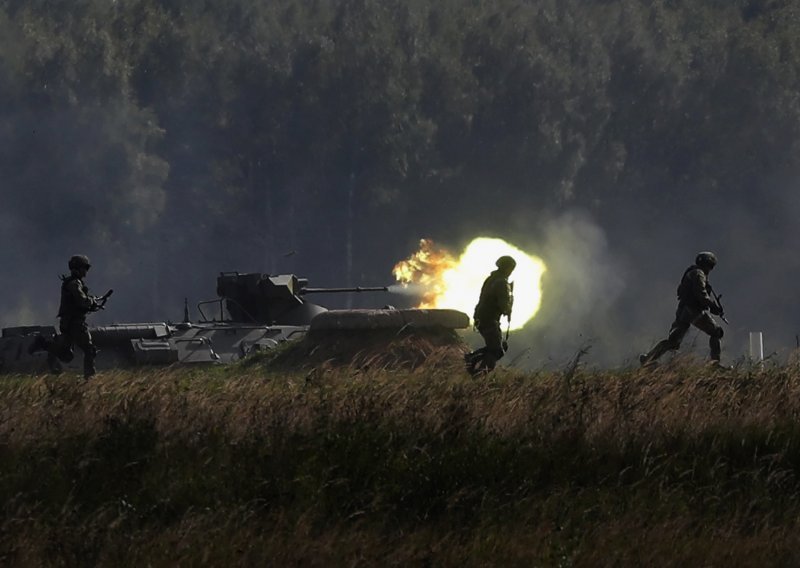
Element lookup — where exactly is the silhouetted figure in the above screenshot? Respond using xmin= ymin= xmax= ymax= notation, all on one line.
xmin=47 ymin=255 xmax=99 ymax=379
xmin=640 ymin=251 xmax=725 ymax=367
xmin=465 ymin=255 xmax=515 ymax=375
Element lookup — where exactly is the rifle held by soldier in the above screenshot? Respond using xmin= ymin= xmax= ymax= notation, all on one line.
xmin=503 ymin=281 xmax=514 ymax=352
xmin=707 ymin=284 xmax=729 ymax=325
xmin=92 ymin=289 xmax=114 ymax=311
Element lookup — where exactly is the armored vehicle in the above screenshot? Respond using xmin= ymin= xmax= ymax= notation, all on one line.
xmin=0 ymin=272 xmax=469 ymax=375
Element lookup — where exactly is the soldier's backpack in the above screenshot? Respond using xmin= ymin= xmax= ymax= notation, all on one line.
xmin=676 ymin=265 xmax=697 ymax=301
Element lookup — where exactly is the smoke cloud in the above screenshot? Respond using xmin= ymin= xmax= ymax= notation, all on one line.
xmin=387 ymin=283 xmax=427 ymax=297
xmin=453 ymin=211 xmax=628 ymax=369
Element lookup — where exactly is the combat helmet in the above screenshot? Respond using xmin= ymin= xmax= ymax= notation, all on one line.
xmin=496 ymin=255 xmax=517 ymax=272
xmin=68 ymin=254 xmax=91 ymax=270
xmin=695 ymin=251 xmax=717 ymax=270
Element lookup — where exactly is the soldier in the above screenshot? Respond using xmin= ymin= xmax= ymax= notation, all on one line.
xmin=465 ymin=255 xmax=516 ymax=374
xmin=640 ymin=251 xmax=725 ymax=367
xmin=47 ymin=255 xmax=100 ymax=379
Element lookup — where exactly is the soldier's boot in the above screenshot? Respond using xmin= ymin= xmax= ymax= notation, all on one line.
xmin=468 ymin=360 xmax=490 ymax=377
xmin=640 ymin=340 xmax=672 ymax=367
xmin=464 ymin=349 xmax=483 ymax=371
xmin=466 ymin=356 xmax=481 ymax=376
xmin=639 ymin=353 xmax=658 ymax=368
xmin=465 ymin=352 xmax=486 ymax=377
xmin=476 ymin=352 xmax=498 ymax=375
xmin=707 ymin=339 xmax=729 ymax=370
xmin=83 ymin=348 xmax=97 ymax=380
xmin=83 ymin=358 xmax=96 ymax=379
xmin=709 ymin=336 xmax=722 ymax=363
xmin=46 ymin=351 xmax=63 ymax=375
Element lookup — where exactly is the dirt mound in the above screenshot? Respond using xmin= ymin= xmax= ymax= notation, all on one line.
xmin=256 ymin=327 xmax=469 ymax=371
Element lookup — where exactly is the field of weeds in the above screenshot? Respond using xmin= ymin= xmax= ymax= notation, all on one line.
xmin=3 ymin=353 xmax=800 ymax=566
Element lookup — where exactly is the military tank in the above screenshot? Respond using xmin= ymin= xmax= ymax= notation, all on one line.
xmin=0 ymin=271 xmax=469 ymax=375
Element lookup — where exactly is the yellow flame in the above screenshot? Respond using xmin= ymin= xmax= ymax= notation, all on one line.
xmin=393 ymin=237 xmax=546 ymax=330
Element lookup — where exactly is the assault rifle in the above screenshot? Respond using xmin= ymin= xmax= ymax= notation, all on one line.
xmin=91 ymin=289 xmax=114 ymax=311
xmin=503 ymin=281 xmax=514 ymax=352
xmin=707 ymin=284 xmax=729 ymax=325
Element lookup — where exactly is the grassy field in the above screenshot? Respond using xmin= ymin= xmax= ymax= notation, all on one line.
xmin=2 ymin=348 xmax=800 ymax=566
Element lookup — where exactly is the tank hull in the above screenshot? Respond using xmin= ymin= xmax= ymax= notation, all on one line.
xmin=0 ymin=306 xmax=469 ymax=375
xmin=0 ymin=322 xmax=308 ymax=375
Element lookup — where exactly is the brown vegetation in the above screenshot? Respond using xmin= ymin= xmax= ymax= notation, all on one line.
xmin=2 ymin=354 xmax=800 ymax=565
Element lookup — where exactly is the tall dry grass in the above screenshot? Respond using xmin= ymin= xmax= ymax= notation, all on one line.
xmin=3 ymin=353 xmax=800 ymax=566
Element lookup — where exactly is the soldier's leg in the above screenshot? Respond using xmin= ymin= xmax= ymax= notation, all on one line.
xmin=54 ymin=320 xmax=77 ymax=363
xmin=466 ymin=329 xmax=491 ymax=375
xmin=73 ymin=322 xmax=96 ymax=378
xmin=47 ymin=321 xmax=74 ymax=373
xmin=46 ymin=336 xmax=63 ymax=373
xmin=641 ymin=316 xmax=691 ymax=365
xmin=692 ymin=313 xmax=724 ymax=361
xmin=477 ymin=322 xmax=504 ymax=372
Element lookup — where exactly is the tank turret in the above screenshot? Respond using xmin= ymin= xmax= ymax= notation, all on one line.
xmin=211 ymin=272 xmax=389 ymax=326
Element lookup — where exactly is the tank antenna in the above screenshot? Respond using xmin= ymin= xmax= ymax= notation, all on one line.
xmin=183 ymin=298 xmax=190 ymax=323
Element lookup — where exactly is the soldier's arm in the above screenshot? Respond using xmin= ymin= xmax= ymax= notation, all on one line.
xmin=64 ymin=279 xmax=96 ymax=311
xmin=494 ymin=279 xmax=512 ymax=316
xmin=690 ymin=270 xmax=714 ymax=310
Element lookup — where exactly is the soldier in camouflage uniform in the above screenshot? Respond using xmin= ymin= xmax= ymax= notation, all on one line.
xmin=640 ymin=251 xmax=725 ymax=367
xmin=465 ymin=255 xmax=516 ymax=374
xmin=47 ymin=255 xmax=99 ymax=379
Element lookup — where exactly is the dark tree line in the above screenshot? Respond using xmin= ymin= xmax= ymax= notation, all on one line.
xmin=2 ymin=0 xmax=800 ymax=337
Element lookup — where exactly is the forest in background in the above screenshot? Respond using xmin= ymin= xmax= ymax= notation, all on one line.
xmin=2 ymin=0 xmax=800 ymax=365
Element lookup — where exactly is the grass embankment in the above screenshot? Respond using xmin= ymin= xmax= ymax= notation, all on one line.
xmin=3 ymin=351 xmax=800 ymax=566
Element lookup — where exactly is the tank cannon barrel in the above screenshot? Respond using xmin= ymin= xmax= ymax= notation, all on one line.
xmin=213 ymin=272 xmax=390 ymax=325
xmin=300 ymin=286 xmax=389 ymax=294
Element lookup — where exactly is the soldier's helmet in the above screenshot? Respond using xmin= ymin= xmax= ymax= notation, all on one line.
xmin=496 ymin=255 xmax=517 ymax=272
xmin=68 ymin=255 xmax=92 ymax=270
xmin=695 ymin=251 xmax=717 ymax=269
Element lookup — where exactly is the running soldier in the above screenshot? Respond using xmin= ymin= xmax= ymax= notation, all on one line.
xmin=640 ymin=251 xmax=726 ymax=367
xmin=47 ymin=255 xmax=100 ymax=379
xmin=465 ymin=255 xmax=516 ymax=375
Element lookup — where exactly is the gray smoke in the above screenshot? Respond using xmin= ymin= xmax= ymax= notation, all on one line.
xmin=387 ymin=283 xmax=427 ymax=297
xmin=457 ymin=211 xmax=628 ymax=369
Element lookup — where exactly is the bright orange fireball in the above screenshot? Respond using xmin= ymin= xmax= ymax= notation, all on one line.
xmin=393 ymin=237 xmax=546 ymax=330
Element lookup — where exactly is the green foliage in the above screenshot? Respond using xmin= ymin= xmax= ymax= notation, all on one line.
xmin=3 ymin=0 xmax=800 ymax=278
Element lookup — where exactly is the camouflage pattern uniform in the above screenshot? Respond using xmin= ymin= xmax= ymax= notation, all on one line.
xmin=641 ymin=252 xmax=724 ymax=365
xmin=48 ymin=255 xmax=98 ymax=378
xmin=466 ymin=256 xmax=515 ymax=374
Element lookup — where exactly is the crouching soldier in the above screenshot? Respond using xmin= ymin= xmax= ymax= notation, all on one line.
xmin=465 ymin=255 xmax=516 ymax=375
xmin=640 ymin=251 xmax=726 ymax=368
xmin=47 ymin=255 xmax=101 ymax=379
